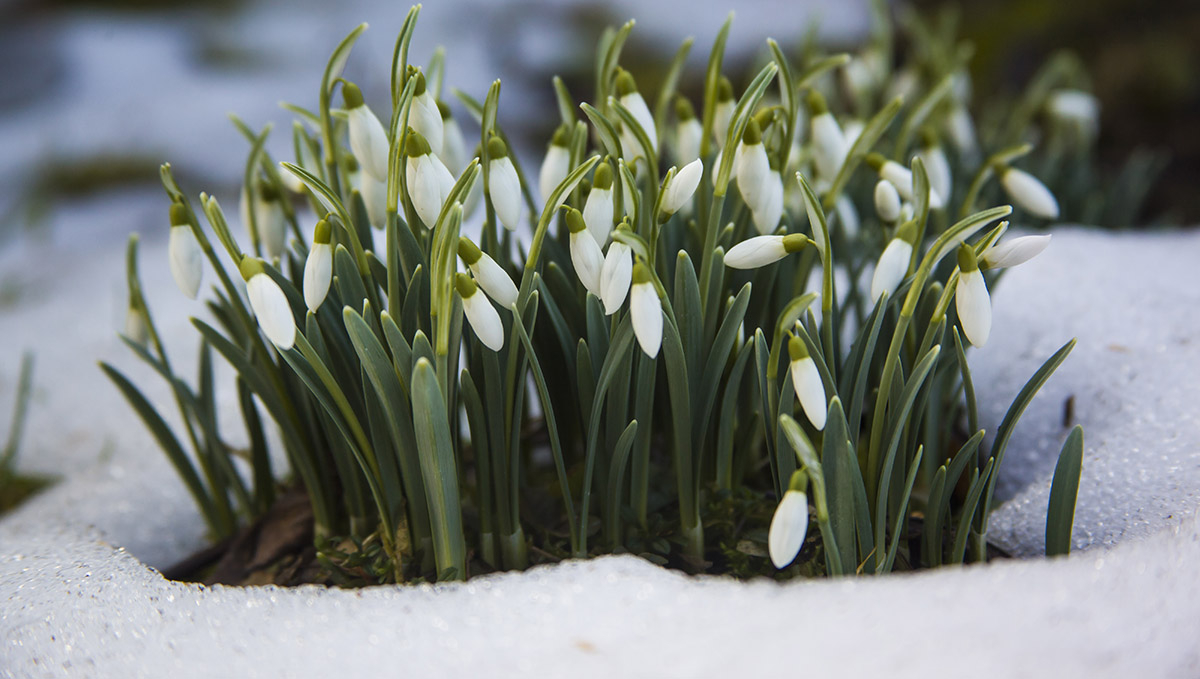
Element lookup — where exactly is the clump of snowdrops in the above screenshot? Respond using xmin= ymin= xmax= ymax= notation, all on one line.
xmin=105 ymin=4 xmax=1086 ymax=583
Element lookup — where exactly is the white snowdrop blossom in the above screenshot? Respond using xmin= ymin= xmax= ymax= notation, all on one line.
xmin=409 ymin=72 xmax=444 ymax=157
xmin=600 ymin=239 xmax=633 ymax=315
xmin=842 ymin=118 xmax=865 ymax=149
xmin=870 ymin=221 xmax=917 ymax=302
xmin=439 ymin=101 xmax=469 ymax=176
xmin=673 ymin=97 xmax=702 ymax=165
xmin=917 ymin=136 xmax=952 ymax=204
xmin=458 ymin=236 xmax=518 ymax=309
xmin=874 ymin=179 xmax=901 ymax=223
xmin=734 ymin=119 xmax=770 ymax=211
xmin=788 ymin=336 xmax=827 ymax=430
xmin=769 ymin=477 xmax=810 ymax=569
xmin=255 ymin=184 xmax=287 ymax=260
xmin=539 ymin=125 xmax=571 ymax=204
xmin=616 ymin=69 xmax=657 ymax=154
xmin=713 ymin=76 xmax=735 ymax=147
xmin=752 ymin=168 xmax=784 ymax=235
xmin=981 ymin=234 xmax=1051 ymax=270
xmin=659 ymin=159 xmax=703 ymax=221
xmin=1047 ymin=89 xmax=1099 ymax=135
xmin=303 ymin=219 xmax=333 ymax=312
xmin=566 ymin=207 xmax=604 ymax=297
xmin=808 ymin=90 xmax=848 ymax=179
xmin=955 ymin=244 xmax=991 ymax=348
xmin=946 ymin=104 xmax=977 ymax=155
xmin=343 ymin=82 xmax=390 ymax=183
xmin=241 ymin=258 xmax=295 ymax=351
xmin=583 ymin=161 xmax=615 ymax=245
xmin=360 ymin=172 xmax=388 ymax=230
xmin=724 ymin=233 xmax=810 ymax=269
xmin=1000 ymin=166 xmax=1059 ymax=219
xmin=487 ymin=136 xmax=523 ymax=231
xmin=629 ymin=262 xmax=663 ymax=358
xmin=867 ymin=153 xmax=943 ymax=208
xmin=124 ymin=304 xmax=148 ymax=345
xmin=835 ymin=193 xmax=860 ymax=239
xmin=456 ymin=273 xmax=504 ymax=351
xmin=167 ymin=203 xmax=202 ymax=299
xmin=405 ymin=129 xmax=456 ymax=229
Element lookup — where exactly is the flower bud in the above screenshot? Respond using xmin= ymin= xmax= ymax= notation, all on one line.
xmin=343 ymin=82 xmax=390 ymax=183
xmin=168 ymin=203 xmax=203 ymax=299
xmin=487 ymin=136 xmax=523 ymax=231
xmin=630 ymin=262 xmax=662 ymax=358
xmin=456 ymin=272 xmax=504 ymax=351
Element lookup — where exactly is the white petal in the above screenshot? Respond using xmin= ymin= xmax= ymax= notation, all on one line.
xmin=661 ymin=159 xmax=703 ymax=215
xmin=570 ymin=231 xmax=605 ymax=297
xmin=470 ymin=253 xmax=518 ymax=309
xmin=621 ymin=92 xmax=658 ymax=153
xmin=538 ymin=145 xmax=571 ymax=204
xmin=124 ymin=308 xmax=148 ymax=345
xmin=462 ymin=290 xmax=505 ymax=351
xmin=790 ymin=356 xmax=827 ymax=430
xmin=870 ymin=238 xmax=912 ymax=302
xmin=600 ymin=242 xmax=632 ymax=315
xmin=956 ymin=268 xmax=991 ymax=348
xmin=675 ymin=118 xmax=702 ymax=165
xmin=713 ymin=101 xmax=734 ymax=147
xmin=734 ymin=142 xmax=770 ymax=210
xmin=168 ymin=225 xmax=203 ymax=299
xmin=489 ymin=157 xmax=523 ymax=231
xmin=842 ymin=119 xmax=864 ymax=148
xmin=407 ymin=155 xmax=447 ymax=229
xmin=835 ymin=194 xmax=860 ymax=239
xmin=583 ymin=187 xmax=614 ymax=246
xmin=441 ymin=117 xmax=469 ymax=176
xmin=874 ymin=179 xmax=901 ymax=222
xmin=982 ymin=234 xmax=1051 ymax=269
xmin=256 ymin=202 xmax=287 ymax=260
xmin=751 ymin=171 xmax=784 ymax=235
xmin=360 ymin=172 xmax=388 ymax=230
xmin=724 ymin=235 xmax=787 ymax=269
xmin=769 ymin=490 xmax=809 ymax=569
xmin=811 ymin=112 xmax=847 ymax=178
xmin=918 ymin=146 xmax=953 ymax=204
xmin=247 ymin=273 xmax=295 ymax=350
xmin=883 ymin=159 xmax=943 ymax=209
xmin=348 ymin=105 xmax=391 ymax=182
xmin=946 ymin=105 xmax=977 ymax=155
xmin=303 ymin=243 xmax=333 ymax=312
xmin=412 ymin=92 xmax=444 ymax=157
xmin=1002 ymin=168 xmax=1059 ymax=219
xmin=630 ymin=281 xmax=663 ymax=358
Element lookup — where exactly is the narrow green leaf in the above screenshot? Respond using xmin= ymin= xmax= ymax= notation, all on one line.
xmin=410 ymin=358 xmax=467 ymax=580
xmin=1046 ymin=425 xmax=1083 ymax=557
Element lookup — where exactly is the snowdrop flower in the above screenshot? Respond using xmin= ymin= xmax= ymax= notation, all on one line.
xmin=303 ymin=219 xmax=333 ymax=312
xmin=724 ymin=233 xmax=810 ymax=269
xmin=600 ymin=227 xmax=633 ymax=315
xmin=124 ymin=303 xmax=148 ymax=345
xmin=240 ymin=257 xmax=295 ymax=350
xmin=566 ymin=207 xmax=604 ymax=297
xmin=917 ymin=129 xmax=952 ymax=203
xmin=835 ymin=193 xmax=860 ymax=239
xmin=487 ymin=136 xmax=523 ymax=231
xmin=713 ymin=76 xmax=735 ymax=147
xmin=615 ymin=69 xmax=657 ymax=154
xmin=870 ymin=220 xmax=917 ymax=302
xmin=981 ymin=234 xmax=1051 ymax=269
xmin=769 ymin=471 xmax=810 ymax=569
xmin=343 ymin=82 xmax=390 ymax=183
xmin=255 ymin=183 xmax=287 ymax=260
xmin=945 ymin=104 xmax=977 ymax=156
xmin=168 ymin=203 xmax=202 ymax=299
xmin=439 ymin=101 xmax=469 ymax=176
xmin=629 ymin=261 xmax=663 ymax=358
xmin=360 ymin=172 xmax=388 ymax=230
xmin=673 ymin=97 xmax=702 ymax=165
xmin=999 ymin=165 xmax=1059 ymax=219
xmin=807 ymin=90 xmax=848 ymax=179
xmin=955 ymin=244 xmax=991 ymax=348
xmin=455 ymin=273 xmax=504 ymax=351
xmin=405 ymin=129 xmax=456 ymax=229
xmin=458 ymin=236 xmax=518 ymax=309
xmin=1047 ymin=89 xmax=1100 ymax=138
xmin=874 ymin=179 xmax=901 ymax=223
xmin=788 ymin=335 xmax=826 ymax=430
xmin=659 ymin=158 xmax=703 ymax=222
xmin=734 ymin=119 xmax=770 ymax=211
xmin=885 ymin=66 xmax=920 ymax=103
xmin=752 ymin=166 xmax=784 ymax=235
xmin=539 ymin=125 xmax=571 ymax=204
xmin=842 ymin=118 xmax=864 ymax=149
xmin=582 ymin=161 xmax=615 ymax=245
xmin=409 ymin=71 xmax=444 ymax=158
xmin=866 ymin=153 xmax=943 ymax=208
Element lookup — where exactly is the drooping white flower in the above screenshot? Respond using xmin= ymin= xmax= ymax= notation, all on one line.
xmin=456 ymin=273 xmax=504 ymax=351
xmin=724 ymin=233 xmax=810 ymax=270
xmin=867 ymin=153 xmax=943 ymax=208
xmin=255 ymin=183 xmax=287 ymax=260
xmin=713 ymin=76 xmax=735 ymax=148
xmin=1000 ymin=166 xmax=1059 ymax=220
xmin=360 ymin=172 xmax=388 ymax=230
xmin=870 ymin=221 xmax=917 ymax=302
xmin=303 ymin=219 xmax=333 ymax=312
xmin=1047 ymin=89 xmax=1100 ymax=137
xmin=487 ymin=136 xmax=523 ymax=232
xmin=167 ymin=203 xmax=202 ymax=299
xmin=769 ymin=478 xmax=810 ymax=569
xmin=734 ymin=118 xmax=770 ymax=210
xmin=955 ymin=244 xmax=991 ymax=348
xmin=566 ymin=207 xmax=604 ymax=297
xmin=241 ymin=257 xmax=295 ymax=350
xmin=659 ymin=159 xmax=703 ymax=221
xmin=458 ymin=236 xmax=518 ymax=309
xmin=615 ymin=69 xmax=657 ymax=155
xmin=124 ymin=304 xmax=148 ymax=346
xmin=409 ymin=71 xmax=444 ymax=158
xmin=842 ymin=118 xmax=865 ymax=149
xmin=808 ymin=90 xmax=848 ymax=179
xmin=751 ymin=168 xmax=784 ymax=235
xmin=439 ymin=101 xmax=469 ymax=176
xmin=981 ymin=234 xmax=1051 ymax=270
xmin=788 ymin=336 xmax=826 ymax=431
xmin=629 ymin=262 xmax=663 ymax=358
xmin=874 ymin=179 xmax=901 ymax=223
xmin=600 ymin=239 xmax=633 ymax=315
xmin=582 ymin=161 xmax=615 ymax=245
xmin=343 ymin=82 xmax=390 ymax=183
xmin=835 ymin=193 xmax=860 ymax=239
xmin=945 ymin=104 xmax=977 ymax=156
xmin=405 ymin=129 xmax=456 ymax=229
xmin=917 ymin=133 xmax=953 ymax=204
xmin=539 ymin=125 xmax=572 ymax=204
xmin=673 ymin=97 xmax=702 ymax=165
